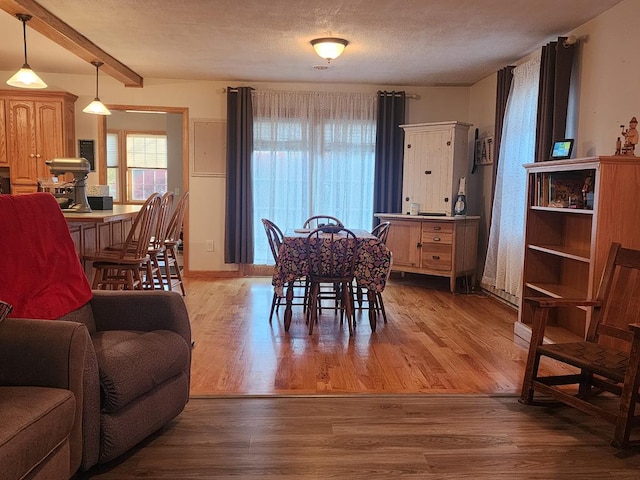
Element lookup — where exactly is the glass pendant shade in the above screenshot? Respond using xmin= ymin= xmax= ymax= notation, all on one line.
xmin=311 ymin=37 xmax=348 ymax=62
xmin=83 ymin=61 xmax=111 ymax=115
xmin=83 ymin=98 xmax=111 ymax=115
xmin=6 ymin=65 xmax=47 ymax=89
xmin=6 ymin=14 xmax=47 ymax=89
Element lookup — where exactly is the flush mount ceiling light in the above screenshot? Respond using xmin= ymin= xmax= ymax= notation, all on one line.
xmin=310 ymin=37 xmax=349 ymax=63
xmin=6 ymin=14 xmax=47 ymax=89
xmin=83 ymin=61 xmax=111 ymax=115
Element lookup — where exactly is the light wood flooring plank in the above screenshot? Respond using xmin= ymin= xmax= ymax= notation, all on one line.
xmin=184 ymin=274 xmax=570 ymax=396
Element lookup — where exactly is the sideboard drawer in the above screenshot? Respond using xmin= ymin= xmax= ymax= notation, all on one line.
xmin=422 ymin=244 xmax=452 ymax=271
xmin=422 ymin=221 xmax=454 ymax=234
xmin=422 ymin=231 xmax=453 ymax=245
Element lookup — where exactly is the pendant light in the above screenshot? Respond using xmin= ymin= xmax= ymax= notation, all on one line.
xmin=310 ymin=37 xmax=349 ymax=63
xmin=6 ymin=14 xmax=48 ymax=89
xmin=83 ymin=61 xmax=111 ymax=115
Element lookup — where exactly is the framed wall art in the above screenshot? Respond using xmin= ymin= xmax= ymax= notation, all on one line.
xmin=475 ymin=135 xmax=494 ymax=166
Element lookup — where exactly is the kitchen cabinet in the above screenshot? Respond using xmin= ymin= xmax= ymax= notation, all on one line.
xmin=0 ymin=99 xmax=7 ymax=166
xmin=517 ymin=156 xmax=640 ymax=343
xmin=400 ymin=121 xmax=472 ymax=216
xmin=1 ymin=90 xmax=77 ymax=193
xmin=375 ymin=213 xmax=479 ymax=292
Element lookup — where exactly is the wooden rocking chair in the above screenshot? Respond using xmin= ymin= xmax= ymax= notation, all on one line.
xmin=519 ymin=242 xmax=640 ymax=448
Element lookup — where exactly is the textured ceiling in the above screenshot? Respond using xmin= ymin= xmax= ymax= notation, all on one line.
xmin=0 ymin=0 xmax=625 ymax=86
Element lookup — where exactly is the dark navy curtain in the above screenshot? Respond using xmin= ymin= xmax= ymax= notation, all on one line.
xmin=373 ymin=91 xmax=405 ymax=227
xmin=224 ymin=86 xmax=254 ymax=263
xmin=535 ymin=38 xmax=575 ymax=162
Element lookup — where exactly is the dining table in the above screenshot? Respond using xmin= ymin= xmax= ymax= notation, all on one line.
xmin=272 ymin=228 xmax=392 ymax=332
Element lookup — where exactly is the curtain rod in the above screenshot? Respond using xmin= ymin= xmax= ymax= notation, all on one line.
xmin=222 ymin=88 xmax=419 ymax=99
xmin=377 ymin=91 xmax=420 ymax=99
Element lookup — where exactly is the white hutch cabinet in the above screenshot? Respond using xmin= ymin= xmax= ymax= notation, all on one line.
xmin=400 ymin=121 xmax=472 ymax=216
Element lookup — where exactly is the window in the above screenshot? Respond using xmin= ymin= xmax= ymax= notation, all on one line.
xmin=106 ymin=130 xmax=168 ymax=203
xmin=106 ymin=132 xmax=121 ymax=202
xmin=251 ymin=90 xmax=377 ymax=264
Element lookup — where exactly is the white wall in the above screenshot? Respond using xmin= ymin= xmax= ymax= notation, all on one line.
xmin=569 ymin=0 xmax=640 ymax=157
xmin=0 ymin=72 xmax=470 ymax=272
xmin=468 ymin=73 xmax=497 ymax=275
xmin=6 ymin=0 xmax=634 ymax=274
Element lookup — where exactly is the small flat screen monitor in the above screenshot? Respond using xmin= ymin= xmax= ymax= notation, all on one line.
xmin=550 ymin=139 xmax=574 ymax=160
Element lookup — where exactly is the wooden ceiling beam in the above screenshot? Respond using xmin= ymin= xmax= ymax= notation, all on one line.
xmin=0 ymin=0 xmax=143 ymax=87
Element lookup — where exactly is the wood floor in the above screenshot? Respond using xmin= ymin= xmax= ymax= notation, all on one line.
xmin=184 ymin=273 xmax=568 ymax=396
xmin=84 ymin=396 xmax=640 ymax=479
xmin=81 ymin=274 xmax=640 ymax=478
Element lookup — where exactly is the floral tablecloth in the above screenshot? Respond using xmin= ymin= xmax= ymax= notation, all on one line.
xmin=272 ymin=229 xmax=391 ymax=297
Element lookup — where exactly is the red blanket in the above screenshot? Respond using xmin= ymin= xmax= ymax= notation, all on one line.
xmin=0 ymin=193 xmax=92 ymax=319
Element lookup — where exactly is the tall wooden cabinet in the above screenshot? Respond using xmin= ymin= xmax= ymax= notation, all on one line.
xmin=400 ymin=121 xmax=472 ymax=216
xmin=0 ymin=90 xmax=77 ymax=194
xmin=517 ymin=156 xmax=640 ymax=342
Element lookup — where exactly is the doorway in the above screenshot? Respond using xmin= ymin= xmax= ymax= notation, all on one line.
xmin=96 ymin=105 xmax=190 ymax=272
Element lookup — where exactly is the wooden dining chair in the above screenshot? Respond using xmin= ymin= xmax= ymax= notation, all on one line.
xmin=355 ymin=222 xmax=392 ymax=322
xmin=371 ymin=221 xmax=391 ymax=244
xmin=519 ymin=242 xmax=640 ymax=448
xmin=303 ymin=215 xmax=344 ymax=230
xmin=262 ymin=218 xmax=307 ymax=324
xmin=353 ymin=252 xmax=393 ymax=328
xmin=305 ymin=227 xmax=360 ymax=335
xmin=159 ymin=191 xmax=189 ymax=295
xmin=87 ymin=193 xmax=161 ymax=290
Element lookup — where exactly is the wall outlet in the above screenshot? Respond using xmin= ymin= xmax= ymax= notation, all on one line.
xmin=174 ymin=187 xmax=180 ymax=195
xmin=206 ymin=240 xmax=214 ymax=252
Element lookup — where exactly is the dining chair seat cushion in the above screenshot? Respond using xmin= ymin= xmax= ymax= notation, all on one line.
xmin=91 ymin=330 xmax=190 ymax=412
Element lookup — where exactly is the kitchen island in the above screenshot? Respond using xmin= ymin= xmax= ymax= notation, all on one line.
xmin=64 ymin=205 xmax=141 ymax=278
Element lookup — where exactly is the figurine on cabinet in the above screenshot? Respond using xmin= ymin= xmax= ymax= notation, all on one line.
xmin=620 ymin=116 xmax=638 ymax=155
xmin=582 ymin=175 xmax=594 ymax=209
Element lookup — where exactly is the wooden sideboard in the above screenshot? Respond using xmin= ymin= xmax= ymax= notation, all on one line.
xmin=375 ymin=213 xmax=479 ymax=292
xmin=64 ymin=205 xmax=141 ymax=279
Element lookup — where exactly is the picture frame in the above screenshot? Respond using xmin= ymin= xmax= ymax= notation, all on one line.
xmin=475 ymin=135 xmax=494 ymax=165
xmin=549 ymin=139 xmax=574 ymax=160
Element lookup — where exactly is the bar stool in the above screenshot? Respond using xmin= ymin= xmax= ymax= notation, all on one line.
xmin=87 ymin=193 xmax=161 ymax=290
xmin=159 ymin=191 xmax=189 ymax=295
xmin=146 ymin=191 xmax=174 ymax=290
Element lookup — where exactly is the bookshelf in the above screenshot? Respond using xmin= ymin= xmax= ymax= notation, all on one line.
xmin=516 ymin=156 xmax=640 ymax=343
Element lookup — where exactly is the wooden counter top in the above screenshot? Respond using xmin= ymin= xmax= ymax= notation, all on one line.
xmin=63 ymin=205 xmax=141 ymax=224
xmin=375 ymin=213 xmax=480 ymax=221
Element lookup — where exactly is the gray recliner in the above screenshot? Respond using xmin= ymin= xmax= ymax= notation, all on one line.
xmin=0 ymin=192 xmax=191 ymax=473
xmin=59 ymin=291 xmax=191 ymax=470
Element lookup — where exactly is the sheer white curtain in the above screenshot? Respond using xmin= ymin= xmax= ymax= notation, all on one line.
xmin=481 ymin=56 xmax=541 ymax=302
xmin=252 ymin=90 xmax=377 ymax=264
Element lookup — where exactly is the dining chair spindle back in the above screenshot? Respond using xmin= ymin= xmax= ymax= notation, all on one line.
xmin=305 ymin=227 xmax=359 ymax=335
xmin=88 ymin=193 xmax=161 ymax=290
xmin=303 ymin=215 xmax=344 ymax=230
